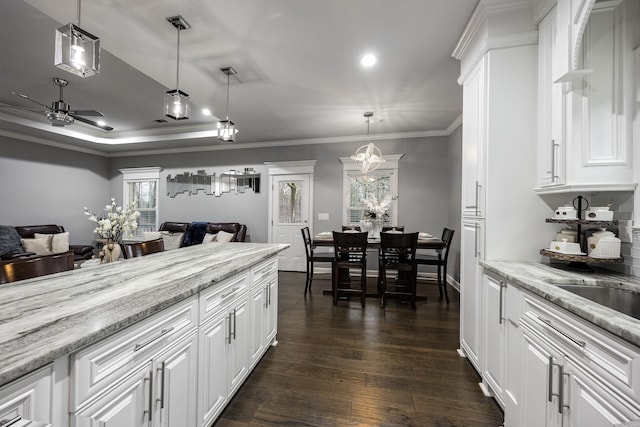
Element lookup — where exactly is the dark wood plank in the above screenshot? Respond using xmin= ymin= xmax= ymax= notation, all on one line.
xmin=214 ymin=272 xmax=503 ymax=426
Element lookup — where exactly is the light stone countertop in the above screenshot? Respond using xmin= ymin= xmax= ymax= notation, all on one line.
xmin=0 ymin=242 xmax=288 ymax=388
xmin=481 ymin=261 xmax=640 ymax=348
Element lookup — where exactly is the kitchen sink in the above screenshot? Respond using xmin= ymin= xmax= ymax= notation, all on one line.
xmin=556 ymin=284 xmax=640 ymax=321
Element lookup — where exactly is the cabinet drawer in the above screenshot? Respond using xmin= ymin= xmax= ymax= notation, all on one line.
xmin=521 ymin=291 xmax=640 ymax=403
xmin=252 ymin=258 xmax=277 ymax=287
xmin=0 ymin=364 xmax=53 ymax=426
xmin=70 ymin=296 xmax=198 ymax=411
xmin=200 ymin=272 xmax=249 ymax=324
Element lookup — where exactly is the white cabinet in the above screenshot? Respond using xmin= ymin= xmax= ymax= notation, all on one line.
xmin=250 ymin=258 xmax=278 ymax=370
xmin=517 ymin=289 xmax=640 ymax=426
xmin=461 ymin=58 xmax=485 ymax=219
xmin=71 ymin=297 xmax=199 ymax=427
xmin=197 ymin=272 xmax=251 ymax=427
xmin=74 ymin=363 xmax=151 ymax=427
xmin=535 ymin=0 xmax=638 ymax=194
xmin=0 ymin=365 xmax=53 ymax=427
xmin=459 ymin=219 xmax=482 ymax=371
xmin=481 ymin=274 xmax=506 ymax=405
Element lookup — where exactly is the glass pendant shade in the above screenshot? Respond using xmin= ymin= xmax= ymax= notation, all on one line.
xmin=55 ymin=23 xmax=100 ymax=78
xmin=164 ymin=89 xmax=190 ymax=120
xmin=217 ymin=119 xmax=236 ymax=142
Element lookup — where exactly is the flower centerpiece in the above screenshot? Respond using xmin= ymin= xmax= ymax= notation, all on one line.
xmin=360 ymin=194 xmax=391 ymax=238
xmin=84 ymin=198 xmax=140 ymax=262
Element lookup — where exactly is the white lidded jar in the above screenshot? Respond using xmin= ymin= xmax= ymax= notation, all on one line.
xmin=555 ymin=228 xmax=577 ymax=243
xmin=588 ymin=228 xmax=621 ymax=258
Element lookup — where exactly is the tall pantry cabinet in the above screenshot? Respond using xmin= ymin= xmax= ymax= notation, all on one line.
xmin=453 ymin=0 xmax=554 ymax=414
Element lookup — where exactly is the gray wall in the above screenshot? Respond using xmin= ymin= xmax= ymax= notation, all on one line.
xmin=108 ymin=136 xmax=452 ymax=245
xmin=0 ymin=136 xmax=110 ymax=245
xmin=0 ymin=134 xmax=456 ymax=282
xmin=447 ymin=124 xmax=463 ymax=283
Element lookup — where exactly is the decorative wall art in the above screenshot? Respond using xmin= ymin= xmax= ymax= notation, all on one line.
xmin=167 ymin=168 xmax=260 ymax=198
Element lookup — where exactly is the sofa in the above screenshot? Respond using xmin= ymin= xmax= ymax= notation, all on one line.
xmin=14 ymin=225 xmax=94 ymax=261
xmin=158 ymin=221 xmax=247 ymax=247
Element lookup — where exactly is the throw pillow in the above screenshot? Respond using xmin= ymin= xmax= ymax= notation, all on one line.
xmin=215 ymin=230 xmax=235 ymax=243
xmin=160 ymin=231 xmax=184 ymax=250
xmin=21 ymin=235 xmax=53 ymax=256
xmin=143 ymin=231 xmax=162 ymax=241
xmin=0 ymin=225 xmax=24 ymax=257
xmin=202 ymin=233 xmax=217 ymax=244
xmin=34 ymin=232 xmax=70 ymax=254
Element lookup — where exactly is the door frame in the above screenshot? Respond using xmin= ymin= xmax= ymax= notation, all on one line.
xmin=266 ymin=160 xmax=316 ymax=244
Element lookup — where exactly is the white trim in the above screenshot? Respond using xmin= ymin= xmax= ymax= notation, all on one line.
xmin=339 ymin=154 xmax=404 ymax=171
xmin=265 ymin=160 xmax=317 ymax=175
xmin=120 ymin=167 xmax=163 ymax=233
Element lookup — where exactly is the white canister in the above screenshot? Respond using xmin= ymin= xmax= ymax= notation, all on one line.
xmin=589 ymin=233 xmax=621 ymax=258
xmin=555 ymin=206 xmax=577 ymax=219
xmin=587 ymin=229 xmax=609 ymax=254
xmin=585 ymin=206 xmax=614 ymax=221
xmin=555 ymin=228 xmax=577 ymax=243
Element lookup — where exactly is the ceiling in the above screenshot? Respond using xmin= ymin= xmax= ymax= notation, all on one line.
xmin=0 ymin=0 xmax=477 ymax=155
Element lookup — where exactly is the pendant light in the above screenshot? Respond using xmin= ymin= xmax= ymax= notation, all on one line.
xmin=164 ymin=16 xmax=191 ymax=120
xmin=351 ymin=112 xmax=385 ymax=174
xmin=55 ymin=0 xmax=100 ymax=78
xmin=217 ymin=66 xmax=237 ymax=142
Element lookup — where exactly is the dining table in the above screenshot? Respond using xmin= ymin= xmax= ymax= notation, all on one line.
xmin=312 ymin=230 xmax=445 ymax=300
xmin=312 ymin=230 xmax=445 ymax=251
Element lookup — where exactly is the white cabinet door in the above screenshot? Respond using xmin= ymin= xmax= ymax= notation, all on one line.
xmin=461 ymin=57 xmax=485 ymax=218
xmin=227 ymin=297 xmax=250 ymax=398
xmin=520 ymin=325 xmax=562 ymax=427
xmin=537 ymin=5 xmax=565 ymax=188
xmin=249 ymin=284 xmax=267 ymax=369
xmin=197 ymin=312 xmax=228 ymax=427
xmin=154 ymin=332 xmax=198 ymax=427
xmin=265 ymin=278 xmax=278 ymax=345
xmin=482 ymin=274 xmax=505 ymax=405
xmin=460 ymin=219 xmax=483 ymax=371
xmin=564 ymin=359 xmax=640 ymax=427
xmin=74 ymin=363 xmax=151 ymax=427
xmin=0 ymin=365 xmax=53 ymax=426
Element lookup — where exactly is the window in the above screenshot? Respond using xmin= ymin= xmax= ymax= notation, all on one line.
xmin=340 ymin=154 xmax=402 ymax=226
xmin=120 ymin=167 xmax=162 ymax=237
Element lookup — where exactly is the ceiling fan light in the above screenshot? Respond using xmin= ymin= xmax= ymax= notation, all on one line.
xmin=164 ymin=89 xmax=190 ymax=120
xmin=55 ymin=23 xmax=100 ymax=78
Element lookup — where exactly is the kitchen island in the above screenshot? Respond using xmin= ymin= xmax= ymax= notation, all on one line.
xmin=0 ymin=242 xmax=287 ymax=427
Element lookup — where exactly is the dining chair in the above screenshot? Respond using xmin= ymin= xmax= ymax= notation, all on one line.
xmin=301 ymin=227 xmax=334 ymax=295
xmin=382 ymin=226 xmax=405 ymax=232
xmin=0 ymin=250 xmax=74 ymax=284
xmin=332 ymin=231 xmax=368 ymax=307
xmin=416 ymin=228 xmax=455 ymax=303
xmin=379 ymin=232 xmax=419 ymax=310
xmin=120 ymin=238 xmax=165 ymax=259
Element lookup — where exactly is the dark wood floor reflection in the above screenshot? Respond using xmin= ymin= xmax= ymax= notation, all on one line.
xmin=214 ymin=272 xmax=504 ymax=427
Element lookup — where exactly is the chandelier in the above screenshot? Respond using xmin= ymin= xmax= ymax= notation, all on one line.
xmin=351 ymin=112 xmax=385 ymax=174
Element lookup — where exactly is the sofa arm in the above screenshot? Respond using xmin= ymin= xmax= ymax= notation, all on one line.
xmin=70 ymin=244 xmax=95 ymax=261
xmin=1 ymin=251 xmax=37 ymax=261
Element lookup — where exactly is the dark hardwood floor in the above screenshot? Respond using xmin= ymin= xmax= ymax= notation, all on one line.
xmin=214 ymin=272 xmax=504 ymax=426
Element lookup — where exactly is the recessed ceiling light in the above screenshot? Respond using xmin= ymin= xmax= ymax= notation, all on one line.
xmin=97 ymin=120 xmax=106 ymax=127
xmin=202 ymin=108 xmax=211 ymax=116
xmin=360 ymin=54 xmax=377 ymax=67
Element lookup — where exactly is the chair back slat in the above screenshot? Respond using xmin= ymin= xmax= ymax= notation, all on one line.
xmin=0 ymin=251 xmax=74 ymax=284
xmin=332 ymin=231 xmax=368 ymax=263
xmin=120 ymin=238 xmax=165 ymax=259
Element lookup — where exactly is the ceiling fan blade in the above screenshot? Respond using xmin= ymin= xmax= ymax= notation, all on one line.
xmin=71 ymin=114 xmax=114 ymax=131
xmin=70 ymin=109 xmax=104 ymax=117
xmin=12 ymin=92 xmax=50 ymax=110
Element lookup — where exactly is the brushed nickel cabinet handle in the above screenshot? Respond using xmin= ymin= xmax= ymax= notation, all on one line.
xmin=221 ymin=286 xmax=241 ymax=299
xmin=134 ymin=327 xmax=174 ymax=352
xmin=157 ymin=361 xmax=166 ymax=409
xmin=144 ymin=371 xmax=153 ymax=421
xmin=498 ymin=281 xmax=506 ymax=324
xmin=538 ymin=317 xmax=585 ymax=348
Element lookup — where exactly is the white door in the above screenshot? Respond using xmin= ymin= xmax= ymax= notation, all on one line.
xmin=270 ymin=174 xmax=311 ymax=271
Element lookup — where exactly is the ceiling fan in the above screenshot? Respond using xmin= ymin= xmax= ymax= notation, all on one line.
xmin=7 ymin=77 xmax=113 ymax=131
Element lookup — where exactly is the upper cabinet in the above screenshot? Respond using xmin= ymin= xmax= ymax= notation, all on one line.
xmin=535 ymin=0 xmax=638 ymax=194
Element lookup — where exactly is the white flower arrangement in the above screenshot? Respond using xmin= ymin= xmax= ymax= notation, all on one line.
xmin=361 ymin=194 xmax=391 ymax=220
xmin=84 ymin=198 xmax=141 ymax=243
